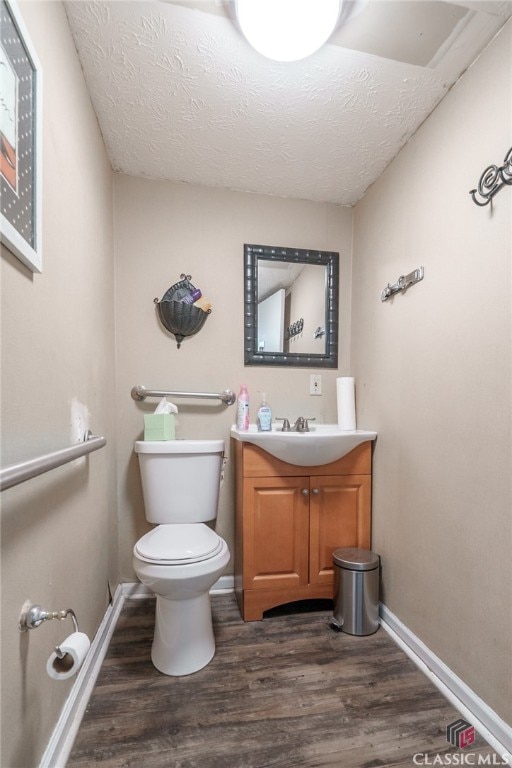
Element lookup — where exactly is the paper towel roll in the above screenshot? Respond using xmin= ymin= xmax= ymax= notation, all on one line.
xmin=46 ymin=632 xmax=90 ymax=681
xmin=337 ymin=377 xmax=356 ymax=431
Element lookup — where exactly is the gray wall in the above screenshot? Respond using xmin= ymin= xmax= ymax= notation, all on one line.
xmin=351 ymin=21 xmax=511 ymax=724
xmin=113 ymin=176 xmax=354 ymax=581
xmin=0 ymin=3 xmax=116 ymax=766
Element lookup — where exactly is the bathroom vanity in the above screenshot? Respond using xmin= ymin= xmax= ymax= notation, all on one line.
xmin=232 ymin=437 xmax=373 ymax=621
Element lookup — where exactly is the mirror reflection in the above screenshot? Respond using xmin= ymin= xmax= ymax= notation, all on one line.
xmin=258 ymin=261 xmax=327 ymax=354
xmin=244 ymin=244 xmax=339 ymax=368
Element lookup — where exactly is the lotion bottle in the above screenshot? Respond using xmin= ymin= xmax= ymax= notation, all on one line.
xmin=257 ymin=392 xmax=272 ymax=432
xmin=237 ymin=385 xmax=250 ymax=431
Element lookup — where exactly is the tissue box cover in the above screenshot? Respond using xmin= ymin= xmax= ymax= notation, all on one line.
xmin=144 ymin=413 xmax=175 ymax=441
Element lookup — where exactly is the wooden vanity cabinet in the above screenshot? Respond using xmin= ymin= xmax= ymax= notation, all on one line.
xmin=233 ymin=439 xmax=372 ymax=621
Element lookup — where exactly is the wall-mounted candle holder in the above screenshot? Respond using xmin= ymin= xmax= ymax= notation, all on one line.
xmin=154 ymin=274 xmax=211 ymax=348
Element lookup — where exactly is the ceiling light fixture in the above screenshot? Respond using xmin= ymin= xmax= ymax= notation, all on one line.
xmin=235 ymin=0 xmax=342 ymax=62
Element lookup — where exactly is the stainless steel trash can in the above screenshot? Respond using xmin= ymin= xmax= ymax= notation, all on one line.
xmin=332 ymin=547 xmax=380 ymax=635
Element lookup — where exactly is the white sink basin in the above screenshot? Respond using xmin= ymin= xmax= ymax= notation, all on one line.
xmin=230 ymin=424 xmax=376 ymax=466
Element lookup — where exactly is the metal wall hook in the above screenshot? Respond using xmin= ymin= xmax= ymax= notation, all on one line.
xmin=381 ymin=267 xmax=424 ymax=302
xmin=19 ymin=603 xmax=79 ymax=633
xmin=285 ymin=318 xmax=304 ymax=340
xmin=470 ymin=147 xmax=512 ymax=207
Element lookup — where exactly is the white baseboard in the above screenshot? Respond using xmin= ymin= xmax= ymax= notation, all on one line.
xmin=120 ymin=574 xmax=235 ymax=598
xmin=211 ymin=574 xmax=235 ymax=594
xmin=39 ymin=584 xmax=126 ymax=768
xmin=380 ymin=603 xmax=512 ymax=758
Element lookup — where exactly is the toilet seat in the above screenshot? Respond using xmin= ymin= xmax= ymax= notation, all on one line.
xmin=134 ymin=524 xmax=223 ymax=565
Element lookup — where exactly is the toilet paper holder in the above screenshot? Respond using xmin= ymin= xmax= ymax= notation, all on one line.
xmin=19 ymin=603 xmax=79 ymax=657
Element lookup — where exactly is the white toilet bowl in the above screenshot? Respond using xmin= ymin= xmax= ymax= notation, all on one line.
xmin=134 ymin=439 xmax=230 ymax=676
xmin=133 ymin=523 xmax=230 ymax=676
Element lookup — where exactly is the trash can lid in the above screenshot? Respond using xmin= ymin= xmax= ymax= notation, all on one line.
xmin=333 ymin=547 xmax=380 ymax=571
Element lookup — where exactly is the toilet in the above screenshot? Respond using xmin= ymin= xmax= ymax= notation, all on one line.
xmin=133 ymin=439 xmax=230 ymax=676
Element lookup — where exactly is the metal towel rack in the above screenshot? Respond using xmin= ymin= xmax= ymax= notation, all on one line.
xmin=0 ymin=431 xmax=106 ymax=492
xmin=131 ymin=385 xmax=236 ymax=406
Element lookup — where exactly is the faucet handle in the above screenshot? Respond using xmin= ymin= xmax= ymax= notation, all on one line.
xmin=275 ymin=418 xmax=291 ymax=432
xmin=293 ymin=416 xmax=316 ymax=432
xmin=293 ymin=416 xmax=315 ymax=432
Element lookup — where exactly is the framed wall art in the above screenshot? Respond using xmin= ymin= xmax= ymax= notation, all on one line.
xmin=0 ymin=0 xmax=42 ymax=272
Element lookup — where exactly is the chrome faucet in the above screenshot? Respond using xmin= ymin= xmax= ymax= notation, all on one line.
xmin=293 ymin=417 xmax=315 ymax=432
xmin=276 ymin=417 xmax=315 ymax=432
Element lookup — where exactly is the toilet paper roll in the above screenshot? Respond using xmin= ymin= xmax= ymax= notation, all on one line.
xmin=46 ymin=632 xmax=90 ymax=681
xmin=337 ymin=377 xmax=356 ymax=431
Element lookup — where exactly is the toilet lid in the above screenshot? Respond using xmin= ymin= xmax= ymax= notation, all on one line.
xmin=134 ymin=524 xmax=223 ymax=564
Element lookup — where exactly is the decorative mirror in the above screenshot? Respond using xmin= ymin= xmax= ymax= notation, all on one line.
xmin=244 ymin=244 xmax=339 ymax=368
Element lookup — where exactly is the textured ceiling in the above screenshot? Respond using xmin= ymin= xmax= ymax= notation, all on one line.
xmin=65 ymin=0 xmax=511 ymax=205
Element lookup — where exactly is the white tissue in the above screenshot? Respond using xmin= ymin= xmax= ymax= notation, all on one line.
xmin=337 ymin=377 xmax=356 ymax=431
xmin=46 ymin=631 xmax=90 ymax=681
xmin=154 ymin=397 xmax=178 ymax=415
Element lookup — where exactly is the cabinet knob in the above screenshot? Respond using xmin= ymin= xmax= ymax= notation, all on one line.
xmin=302 ymin=489 xmax=309 ymax=496
xmin=311 ymin=488 xmax=320 ymax=495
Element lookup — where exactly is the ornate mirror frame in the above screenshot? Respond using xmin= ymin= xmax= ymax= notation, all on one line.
xmin=244 ymin=243 xmax=339 ymax=368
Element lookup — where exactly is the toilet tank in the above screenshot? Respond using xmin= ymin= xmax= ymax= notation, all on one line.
xmin=134 ymin=440 xmax=224 ymax=523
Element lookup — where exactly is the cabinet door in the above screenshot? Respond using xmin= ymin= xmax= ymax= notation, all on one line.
xmin=243 ymin=476 xmax=310 ymax=591
xmin=309 ymin=475 xmax=371 ymax=585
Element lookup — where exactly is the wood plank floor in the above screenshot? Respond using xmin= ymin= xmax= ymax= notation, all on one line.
xmin=67 ymin=595 xmax=496 ymax=768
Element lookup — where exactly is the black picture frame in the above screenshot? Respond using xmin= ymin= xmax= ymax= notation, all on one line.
xmin=0 ymin=0 xmax=42 ymax=272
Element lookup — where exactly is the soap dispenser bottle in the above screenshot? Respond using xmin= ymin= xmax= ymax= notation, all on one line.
xmin=257 ymin=392 xmax=272 ymax=432
xmin=237 ymin=385 xmax=250 ymax=431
